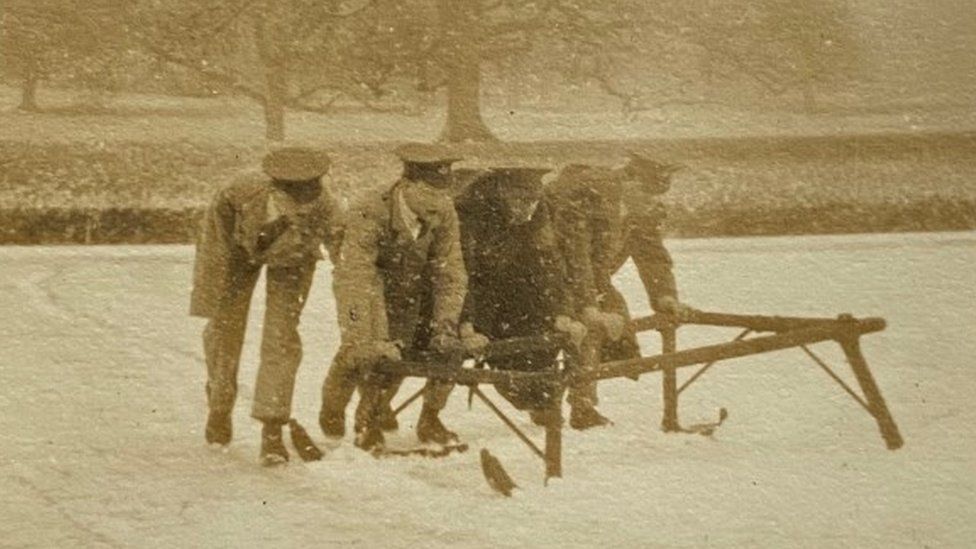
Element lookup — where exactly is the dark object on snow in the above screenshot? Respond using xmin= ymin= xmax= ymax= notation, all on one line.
xmin=289 ymin=419 xmax=324 ymax=462
xmin=480 ymin=449 xmax=517 ymax=497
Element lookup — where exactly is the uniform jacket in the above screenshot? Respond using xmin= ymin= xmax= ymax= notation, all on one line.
xmin=546 ymin=164 xmax=677 ymax=313
xmin=333 ymin=179 xmax=467 ymax=351
xmin=455 ymin=178 xmax=574 ymax=339
xmin=190 ymin=172 xmax=343 ymax=318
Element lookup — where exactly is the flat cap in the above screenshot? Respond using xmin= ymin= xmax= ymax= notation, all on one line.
xmin=394 ymin=142 xmax=463 ymax=165
xmin=262 ymin=147 xmax=332 ymax=181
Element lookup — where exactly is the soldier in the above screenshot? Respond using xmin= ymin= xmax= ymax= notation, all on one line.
xmin=455 ymin=166 xmax=587 ymax=421
xmin=190 ymin=147 xmax=343 ymax=466
xmin=547 ymin=152 xmax=693 ymax=428
xmin=320 ymin=143 xmax=487 ymax=451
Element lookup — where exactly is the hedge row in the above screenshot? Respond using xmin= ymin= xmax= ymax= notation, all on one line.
xmin=2 ymin=132 xmax=974 ymax=243
xmin=3 ymin=197 xmax=973 ymax=245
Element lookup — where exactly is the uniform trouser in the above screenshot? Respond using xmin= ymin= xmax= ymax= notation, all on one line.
xmin=321 ymin=349 xmax=453 ymax=431
xmin=204 ymin=262 xmax=316 ymax=423
xmin=566 ymin=284 xmax=642 ymax=410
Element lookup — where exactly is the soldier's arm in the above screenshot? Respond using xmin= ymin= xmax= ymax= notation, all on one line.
xmin=551 ymin=203 xmax=600 ymax=314
xmin=456 ymin=209 xmax=480 ymax=327
xmin=332 ymin=207 xmax=390 ymax=346
xmin=319 ymin=183 xmax=347 ymax=261
xmin=630 ymin=213 xmax=678 ymax=311
xmin=189 ymin=187 xmax=240 ymax=318
xmin=428 ymin=201 xmax=468 ymax=337
xmin=534 ymin=220 xmax=577 ymax=322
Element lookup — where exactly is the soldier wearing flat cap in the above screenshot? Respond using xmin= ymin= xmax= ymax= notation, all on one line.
xmin=320 ymin=143 xmax=487 ymax=451
xmin=546 ymin=152 xmax=693 ymax=430
xmin=190 ymin=146 xmax=343 ymax=465
xmin=454 ymin=166 xmax=587 ymax=420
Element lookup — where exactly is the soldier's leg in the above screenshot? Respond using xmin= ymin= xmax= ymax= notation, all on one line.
xmin=598 ymin=284 xmax=642 ymax=362
xmin=250 ymin=263 xmax=316 ymax=424
xmin=376 ymin=378 xmax=404 ymax=430
xmin=352 ymin=370 xmax=401 ymax=450
xmin=202 ymin=266 xmax=260 ymax=443
xmin=320 ymin=346 xmax=360 ymax=437
xmin=417 ymin=380 xmax=457 ymax=444
xmin=349 ymin=379 xmax=405 ymax=434
xmin=567 ymin=335 xmax=612 ymax=430
xmin=566 ymin=335 xmax=599 ymax=409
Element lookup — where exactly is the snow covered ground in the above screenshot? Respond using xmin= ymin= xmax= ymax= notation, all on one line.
xmin=1 ymin=232 xmax=974 ymax=548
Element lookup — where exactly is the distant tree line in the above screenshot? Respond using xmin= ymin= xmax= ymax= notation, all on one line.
xmin=0 ymin=0 xmax=863 ymax=141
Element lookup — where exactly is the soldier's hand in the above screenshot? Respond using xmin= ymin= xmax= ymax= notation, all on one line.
xmin=430 ymin=333 xmax=464 ymax=355
xmin=583 ymin=307 xmax=625 ymax=341
xmin=601 ymin=312 xmax=625 ymax=341
xmin=266 ymin=194 xmax=283 ymax=222
xmin=656 ymin=296 xmax=696 ymax=321
xmin=367 ymin=340 xmax=402 ymax=362
xmin=459 ymin=322 xmax=489 ymax=354
xmin=553 ymin=315 xmax=587 ymax=348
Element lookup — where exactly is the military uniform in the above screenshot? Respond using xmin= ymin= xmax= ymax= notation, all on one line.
xmin=455 ymin=168 xmax=575 ymax=410
xmin=190 ymin=148 xmax=341 ymax=459
xmin=321 ymin=144 xmax=471 ymax=447
xmin=546 ymin=163 xmax=679 ymax=410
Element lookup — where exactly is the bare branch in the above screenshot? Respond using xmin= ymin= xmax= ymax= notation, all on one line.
xmin=135 ymin=38 xmax=266 ymax=102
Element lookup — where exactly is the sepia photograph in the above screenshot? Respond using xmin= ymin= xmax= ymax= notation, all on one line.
xmin=1 ymin=0 xmax=974 ymax=547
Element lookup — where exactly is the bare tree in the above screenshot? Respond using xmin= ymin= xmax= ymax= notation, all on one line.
xmin=1 ymin=0 xmax=130 ymax=111
xmin=672 ymin=0 xmax=863 ymax=112
xmin=131 ymin=0 xmax=390 ymax=141
xmin=358 ymin=0 xmax=648 ymax=142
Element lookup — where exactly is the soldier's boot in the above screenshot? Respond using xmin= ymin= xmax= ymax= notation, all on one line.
xmin=319 ymin=408 xmax=345 ymax=439
xmin=259 ymin=421 xmax=289 ymax=466
xmin=569 ymin=404 xmax=612 ymax=431
xmin=378 ymin=404 xmax=399 ymax=432
xmin=353 ymin=426 xmax=385 ymax=452
xmin=205 ymin=410 xmax=232 ymax=446
xmin=416 ymin=405 xmax=459 ymax=445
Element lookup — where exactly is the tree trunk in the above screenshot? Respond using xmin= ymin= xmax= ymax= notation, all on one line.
xmin=256 ymin=12 xmax=287 ymax=141
xmin=801 ymin=83 xmax=817 ymax=114
xmin=263 ymin=89 xmax=286 ymax=141
xmin=19 ymin=64 xmax=39 ymax=112
xmin=437 ymin=0 xmax=496 ymax=143
xmin=799 ymin=31 xmax=819 ymax=114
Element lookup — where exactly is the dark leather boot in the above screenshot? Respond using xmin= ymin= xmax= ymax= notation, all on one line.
xmin=377 ymin=405 xmax=399 ymax=432
xmin=569 ymin=405 xmax=612 ymax=430
xmin=319 ymin=408 xmax=345 ymax=439
xmin=354 ymin=427 xmax=385 ymax=452
xmin=416 ymin=406 xmax=458 ymax=445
